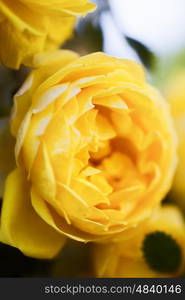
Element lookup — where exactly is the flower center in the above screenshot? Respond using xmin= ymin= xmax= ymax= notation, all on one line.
xmin=142 ymin=231 xmax=182 ymax=273
xmin=86 ymin=109 xmax=148 ymax=194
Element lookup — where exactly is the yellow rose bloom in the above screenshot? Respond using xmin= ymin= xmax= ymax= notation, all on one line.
xmin=93 ymin=205 xmax=185 ymax=277
xmin=0 ymin=0 xmax=96 ymax=69
xmin=0 ymin=50 xmax=177 ymax=258
xmin=165 ymin=71 xmax=185 ymax=208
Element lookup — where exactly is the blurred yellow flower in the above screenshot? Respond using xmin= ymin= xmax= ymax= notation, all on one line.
xmin=165 ymin=71 xmax=185 ymax=208
xmin=0 ymin=0 xmax=96 ymax=69
xmin=0 ymin=50 xmax=177 ymax=258
xmin=93 ymin=205 xmax=185 ymax=277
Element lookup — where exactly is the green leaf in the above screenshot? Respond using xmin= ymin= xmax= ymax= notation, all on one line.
xmin=126 ymin=36 xmax=156 ymax=69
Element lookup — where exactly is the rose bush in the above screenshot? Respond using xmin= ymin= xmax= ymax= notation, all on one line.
xmin=0 ymin=50 xmax=177 ymax=258
xmin=93 ymin=205 xmax=185 ymax=277
xmin=0 ymin=0 xmax=95 ymax=69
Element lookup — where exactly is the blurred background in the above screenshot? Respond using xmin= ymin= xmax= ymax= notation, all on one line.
xmin=1 ymin=0 xmax=185 ymax=277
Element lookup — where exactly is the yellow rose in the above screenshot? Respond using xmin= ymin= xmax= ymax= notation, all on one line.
xmin=0 ymin=50 xmax=177 ymax=258
xmin=165 ymin=71 xmax=185 ymax=208
xmin=93 ymin=205 xmax=185 ymax=277
xmin=0 ymin=0 xmax=96 ymax=69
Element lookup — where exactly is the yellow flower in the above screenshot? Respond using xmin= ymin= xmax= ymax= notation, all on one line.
xmin=165 ymin=71 xmax=185 ymax=208
xmin=0 ymin=0 xmax=96 ymax=69
xmin=93 ymin=205 xmax=185 ymax=277
xmin=0 ymin=50 xmax=177 ymax=258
